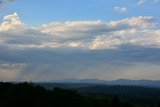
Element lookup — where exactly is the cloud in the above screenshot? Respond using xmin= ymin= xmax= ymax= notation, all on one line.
xmin=90 ymin=35 xmax=122 ymax=49
xmin=0 ymin=0 xmax=14 ymax=5
xmin=137 ymin=0 xmax=146 ymax=5
xmin=120 ymin=63 xmax=160 ymax=80
xmin=37 ymin=20 xmax=105 ymax=39
xmin=0 ymin=13 xmax=160 ymax=81
xmin=0 ymin=0 xmax=15 ymax=11
xmin=0 ymin=63 xmax=27 ymax=81
xmin=137 ymin=0 xmax=160 ymax=5
xmin=67 ymin=41 xmax=84 ymax=48
xmin=0 ymin=12 xmax=24 ymax=32
xmin=0 ymin=13 xmax=159 ymax=50
xmin=37 ymin=16 xmax=156 ymax=40
xmin=1 ymin=45 xmax=160 ymax=81
xmin=115 ymin=6 xmax=128 ymax=13
xmin=37 ymin=16 xmax=158 ymax=50
xmin=90 ymin=29 xmax=160 ymax=50
xmin=107 ymin=16 xmax=155 ymax=29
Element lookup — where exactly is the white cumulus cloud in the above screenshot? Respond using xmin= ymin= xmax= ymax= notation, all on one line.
xmin=90 ymin=29 xmax=160 ymax=50
xmin=0 ymin=13 xmax=159 ymax=50
xmin=0 ymin=12 xmax=24 ymax=32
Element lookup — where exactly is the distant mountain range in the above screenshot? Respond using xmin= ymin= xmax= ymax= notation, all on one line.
xmin=53 ymin=79 xmax=160 ymax=88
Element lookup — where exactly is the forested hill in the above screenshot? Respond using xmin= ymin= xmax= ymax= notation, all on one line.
xmin=53 ymin=79 xmax=160 ymax=88
xmin=0 ymin=82 xmax=160 ymax=107
xmin=38 ymin=82 xmax=160 ymax=106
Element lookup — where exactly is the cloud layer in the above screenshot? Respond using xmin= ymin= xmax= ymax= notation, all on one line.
xmin=0 ymin=13 xmax=159 ymax=50
xmin=0 ymin=13 xmax=160 ymax=81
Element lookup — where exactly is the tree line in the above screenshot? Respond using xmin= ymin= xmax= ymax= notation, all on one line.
xmin=0 ymin=82 xmax=159 ymax=107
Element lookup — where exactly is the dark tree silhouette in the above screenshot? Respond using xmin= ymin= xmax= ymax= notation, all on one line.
xmin=111 ymin=96 xmax=121 ymax=107
xmin=0 ymin=82 xmax=159 ymax=107
xmin=123 ymin=100 xmax=133 ymax=107
xmin=157 ymin=101 xmax=160 ymax=107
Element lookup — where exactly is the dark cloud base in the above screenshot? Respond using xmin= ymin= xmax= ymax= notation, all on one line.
xmin=0 ymin=45 xmax=160 ymax=81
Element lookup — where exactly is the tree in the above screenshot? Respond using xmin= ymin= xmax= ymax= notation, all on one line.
xmin=111 ymin=96 xmax=121 ymax=107
xmin=123 ymin=100 xmax=133 ymax=107
xmin=157 ymin=101 xmax=160 ymax=107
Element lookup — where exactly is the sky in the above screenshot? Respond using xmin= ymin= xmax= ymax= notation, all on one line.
xmin=0 ymin=0 xmax=160 ymax=81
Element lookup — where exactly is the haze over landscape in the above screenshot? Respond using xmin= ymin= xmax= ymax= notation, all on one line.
xmin=0 ymin=0 xmax=160 ymax=82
